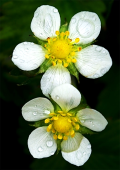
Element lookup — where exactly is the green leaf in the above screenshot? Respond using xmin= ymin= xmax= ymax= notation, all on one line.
xmin=29 ymin=119 xmax=45 ymax=128
xmin=78 ymin=125 xmax=96 ymax=135
xmin=38 ymin=58 xmax=52 ymax=73
xmin=49 ymin=95 xmax=62 ymax=112
xmin=67 ymin=62 xmax=80 ymax=82
xmin=34 ymin=36 xmax=46 ymax=46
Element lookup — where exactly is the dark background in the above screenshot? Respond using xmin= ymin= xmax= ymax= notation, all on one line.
xmin=0 ymin=0 xmax=119 ymax=169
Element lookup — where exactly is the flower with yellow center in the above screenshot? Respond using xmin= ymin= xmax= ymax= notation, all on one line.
xmin=12 ymin=5 xmax=112 ymax=97
xmin=22 ymin=84 xmax=108 ymax=166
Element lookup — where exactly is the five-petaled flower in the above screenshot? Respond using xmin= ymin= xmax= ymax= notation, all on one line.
xmin=12 ymin=5 xmax=112 ymax=97
xmin=22 ymin=84 xmax=108 ymax=166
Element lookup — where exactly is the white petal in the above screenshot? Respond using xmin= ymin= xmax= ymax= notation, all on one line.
xmin=22 ymin=97 xmax=54 ymax=121
xmin=62 ymin=136 xmax=91 ymax=166
xmin=68 ymin=11 xmax=101 ymax=44
xmin=31 ymin=5 xmax=60 ymax=40
xmin=51 ymin=84 xmax=81 ymax=112
xmin=28 ymin=127 xmax=57 ymax=158
xmin=12 ymin=42 xmax=45 ymax=71
xmin=41 ymin=65 xmax=71 ymax=97
xmin=61 ymin=133 xmax=83 ymax=152
xmin=77 ymin=108 xmax=108 ymax=132
xmin=75 ymin=45 xmax=112 ymax=78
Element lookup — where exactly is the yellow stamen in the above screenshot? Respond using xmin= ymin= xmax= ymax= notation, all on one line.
xmin=68 ymin=118 xmax=72 ymax=123
xmin=55 ymin=31 xmax=59 ymax=35
xmin=47 ymin=37 xmax=51 ymax=44
xmin=58 ymin=59 xmax=62 ymax=63
xmin=58 ymin=111 xmax=64 ymax=114
xmin=58 ymin=134 xmax=63 ymax=139
xmin=52 ymin=116 xmax=58 ymax=120
xmin=45 ymin=54 xmax=49 ymax=59
xmin=45 ymin=118 xmax=50 ymax=123
xmin=67 ymin=113 xmax=72 ymax=116
xmin=52 ymin=128 xmax=56 ymax=133
xmin=63 ymin=136 xmax=68 ymax=140
xmin=67 ymin=58 xmax=71 ymax=63
xmin=72 ymin=58 xmax=77 ymax=63
xmin=60 ymin=32 xmax=65 ymax=37
xmin=49 ymin=113 xmax=55 ymax=116
xmin=71 ymin=52 xmax=75 ymax=56
xmin=70 ymin=129 xmax=75 ymax=136
xmin=78 ymin=47 xmax=82 ymax=51
xmin=53 ymin=134 xmax=58 ymax=140
xmin=52 ymin=61 xmax=56 ymax=66
xmin=65 ymin=31 xmax=70 ymax=36
xmin=44 ymin=44 xmax=47 ymax=47
xmin=71 ymin=133 xmax=75 ymax=138
xmin=75 ymin=124 xmax=80 ymax=130
xmin=64 ymin=63 xmax=69 ymax=67
xmin=53 ymin=37 xmax=57 ymax=41
xmin=68 ymin=38 xmax=72 ymax=42
xmin=72 ymin=117 xmax=78 ymax=122
xmin=75 ymin=38 xmax=80 ymax=43
xmin=65 ymin=131 xmax=70 ymax=136
xmin=47 ymin=124 xmax=52 ymax=132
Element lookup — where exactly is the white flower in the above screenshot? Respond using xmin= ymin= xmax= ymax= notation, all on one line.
xmin=12 ymin=5 xmax=112 ymax=97
xmin=22 ymin=84 xmax=108 ymax=166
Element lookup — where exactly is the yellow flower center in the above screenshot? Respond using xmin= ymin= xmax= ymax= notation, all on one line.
xmin=44 ymin=31 xmax=82 ymax=67
xmin=53 ymin=116 xmax=72 ymax=133
xmin=45 ymin=111 xmax=80 ymax=140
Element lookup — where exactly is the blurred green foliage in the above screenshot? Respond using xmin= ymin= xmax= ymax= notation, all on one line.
xmin=0 ymin=0 xmax=119 ymax=170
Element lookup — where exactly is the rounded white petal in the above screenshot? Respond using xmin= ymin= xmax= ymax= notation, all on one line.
xmin=28 ymin=127 xmax=57 ymax=158
xmin=62 ymin=136 xmax=91 ymax=166
xmin=41 ymin=65 xmax=71 ymax=98
xmin=51 ymin=84 xmax=81 ymax=112
xmin=77 ymin=108 xmax=108 ymax=132
xmin=68 ymin=11 xmax=101 ymax=44
xmin=61 ymin=133 xmax=83 ymax=152
xmin=22 ymin=97 xmax=54 ymax=121
xmin=31 ymin=5 xmax=60 ymax=40
xmin=12 ymin=42 xmax=45 ymax=71
xmin=75 ymin=45 xmax=112 ymax=78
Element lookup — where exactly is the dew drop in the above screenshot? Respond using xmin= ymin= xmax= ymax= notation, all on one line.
xmin=38 ymin=146 xmax=43 ymax=152
xmin=71 ymin=18 xmax=76 ymax=24
xmin=53 ymin=8 xmax=58 ymax=13
xmin=20 ymin=59 xmax=25 ymax=63
xmin=76 ymin=152 xmax=82 ymax=159
xmin=92 ymin=124 xmax=95 ymax=127
xmin=46 ymin=140 xmax=53 ymax=147
xmin=13 ymin=55 xmax=18 ymax=59
xmin=101 ymin=68 xmax=107 ymax=75
xmin=83 ymin=152 xmax=86 ymax=155
xmin=93 ymin=73 xmax=99 ymax=78
xmin=95 ymin=46 xmax=101 ymax=52
xmin=34 ymin=11 xmax=39 ymax=17
xmin=44 ymin=110 xmax=50 ymax=114
xmin=23 ymin=42 xmax=27 ymax=45
xmin=33 ymin=112 xmax=37 ymax=116
xmin=81 ymin=120 xmax=84 ymax=123
xmin=51 ymin=151 xmax=54 ymax=155
xmin=93 ymin=17 xmax=96 ymax=21
xmin=40 ymin=33 xmax=43 ymax=36
xmin=56 ymin=95 xmax=59 ymax=100
xmin=87 ymin=144 xmax=91 ymax=149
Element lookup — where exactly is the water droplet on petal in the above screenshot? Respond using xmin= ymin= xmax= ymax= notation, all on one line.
xmin=38 ymin=146 xmax=43 ymax=152
xmin=13 ymin=55 xmax=18 ymax=59
xmin=23 ymin=42 xmax=27 ymax=45
xmin=40 ymin=33 xmax=43 ymax=36
xmin=44 ymin=110 xmax=50 ymax=114
xmin=92 ymin=124 xmax=94 ymax=127
xmin=46 ymin=140 xmax=53 ymax=147
xmin=71 ymin=18 xmax=76 ymax=24
xmin=96 ymin=46 xmax=101 ymax=52
xmin=51 ymin=151 xmax=54 ymax=155
xmin=87 ymin=144 xmax=91 ymax=149
xmin=56 ymin=95 xmax=59 ymax=100
xmin=93 ymin=73 xmax=99 ymax=78
xmin=83 ymin=152 xmax=86 ymax=155
xmin=101 ymin=68 xmax=107 ymax=75
xmin=20 ymin=59 xmax=25 ymax=63
xmin=53 ymin=8 xmax=58 ymax=13
xmin=34 ymin=11 xmax=39 ymax=17
xmin=76 ymin=152 xmax=82 ymax=159
xmin=81 ymin=120 xmax=84 ymax=123
xmin=93 ymin=17 xmax=96 ymax=21
xmin=33 ymin=112 xmax=37 ymax=116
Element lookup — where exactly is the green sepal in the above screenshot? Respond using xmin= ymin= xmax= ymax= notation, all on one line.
xmin=49 ymin=95 xmax=62 ymax=113
xmin=29 ymin=119 xmax=45 ymax=128
xmin=34 ymin=36 xmax=46 ymax=46
xmin=75 ymin=40 xmax=97 ymax=49
xmin=38 ymin=58 xmax=52 ymax=74
xmin=59 ymin=23 xmax=68 ymax=33
xmin=78 ymin=124 xmax=97 ymax=135
xmin=56 ymin=139 xmax=62 ymax=155
xmin=67 ymin=62 xmax=80 ymax=82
